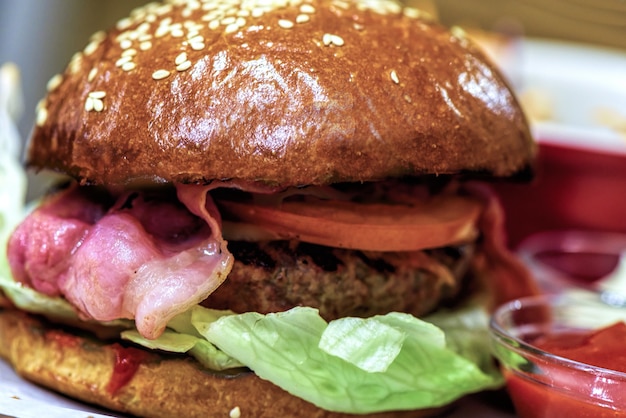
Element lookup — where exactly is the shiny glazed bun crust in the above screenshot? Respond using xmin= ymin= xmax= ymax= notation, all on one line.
xmin=29 ymin=0 xmax=535 ymax=187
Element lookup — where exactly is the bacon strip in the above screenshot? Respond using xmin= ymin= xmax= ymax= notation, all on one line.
xmin=7 ymin=185 xmax=233 ymax=339
xmin=464 ymin=182 xmax=540 ymax=308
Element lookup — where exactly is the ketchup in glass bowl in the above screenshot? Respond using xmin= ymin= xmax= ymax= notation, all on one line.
xmin=490 ymin=294 xmax=626 ymax=418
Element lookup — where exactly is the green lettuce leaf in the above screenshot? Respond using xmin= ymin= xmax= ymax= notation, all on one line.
xmin=318 ymin=315 xmax=407 ymax=373
xmin=0 ymin=270 xmax=79 ymax=320
xmin=194 ymin=306 xmax=499 ymax=414
xmin=121 ymin=327 xmax=244 ymax=371
xmin=425 ymin=294 xmax=503 ymax=382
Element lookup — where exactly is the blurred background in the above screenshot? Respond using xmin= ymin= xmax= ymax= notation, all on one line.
xmin=1 ymin=0 xmax=624 ymax=141
xmin=0 ymin=0 xmax=625 ymax=244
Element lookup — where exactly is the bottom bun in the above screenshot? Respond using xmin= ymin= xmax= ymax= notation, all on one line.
xmin=0 ymin=309 xmax=449 ymax=418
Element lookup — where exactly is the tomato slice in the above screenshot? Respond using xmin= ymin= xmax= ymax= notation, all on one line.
xmin=216 ymin=195 xmax=483 ymax=252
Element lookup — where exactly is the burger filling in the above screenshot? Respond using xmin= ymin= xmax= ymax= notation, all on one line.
xmin=1 ymin=178 xmax=535 ymax=414
xmin=205 ymin=240 xmax=473 ymax=320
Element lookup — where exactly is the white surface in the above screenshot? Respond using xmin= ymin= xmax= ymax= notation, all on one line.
xmin=0 ymin=361 xmax=116 ymax=418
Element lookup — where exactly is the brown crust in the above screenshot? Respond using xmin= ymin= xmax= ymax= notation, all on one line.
xmin=28 ymin=0 xmax=535 ymax=187
xmin=0 ymin=309 xmax=448 ymax=418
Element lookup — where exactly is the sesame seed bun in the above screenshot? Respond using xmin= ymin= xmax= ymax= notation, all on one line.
xmin=0 ymin=309 xmax=447 ymax=418
xmin=28 ymin=0 xmax=534 ymax=187
xmin=8 ymin=0 xmax=536 ymax=417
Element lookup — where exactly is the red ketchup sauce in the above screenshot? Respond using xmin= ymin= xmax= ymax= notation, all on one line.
xmin=506 ymin=322 xmax=626 ymax=418
xmin=106 ymin=344 xmax=149 ymax=395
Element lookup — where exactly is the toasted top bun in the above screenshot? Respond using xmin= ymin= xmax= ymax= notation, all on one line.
xmin=28 ymin=0 xmax=535 ymax=187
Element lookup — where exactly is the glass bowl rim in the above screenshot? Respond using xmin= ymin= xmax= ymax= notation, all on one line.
xmin=489 ymin=293 xmax=626 ymax=380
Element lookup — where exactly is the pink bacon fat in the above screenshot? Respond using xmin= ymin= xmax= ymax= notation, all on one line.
xmin=7 ymin=184 xmax=233 ymax=339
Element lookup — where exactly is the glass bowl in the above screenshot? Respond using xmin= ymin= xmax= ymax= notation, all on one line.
xmin=490 ymin=293 xmax=626 ymax=418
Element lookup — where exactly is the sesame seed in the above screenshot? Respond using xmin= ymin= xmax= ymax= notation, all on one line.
xmin=175 ymin=53 xmax=188 ymax=66
xmin=84 ymin=40 xmax=99 ymax=56
xmin=251 ymin=7 xmax=264 ymax=17
xmin=122 ymin=48 xmax=138 ymax=57
xmin=353 ymin=22 xmax=364 ymax=30
xmin=300 ymin=4 xmax=316 ymax=13
xmin=403 ymin=7 xmax=421 ymax=19
xmin=331 ymin=34 xmax=345 ymax=46
xmin=120 ymin=39 xmax=133 ymax=49
xmin=90 ymin=30 xmax=106 ymax=43
xmin=122 ymin=61 xmax=137 ymax=71
xmin=188 ymin=35 xmax=205 ymax=44
xmin=36 ymin=107 xmax=48 ymax=127
xmin=46 ymin=74 xmax=63 ymax=92
xmin=386 ymin=2 xmax=402 ymax=14
xmin=185 ymin=21 xmax=203 ymax=30
xmin=140 ymin=41 xmax=153 ymax=50
xmin=156 ymin=4 xmax=173 ymax=15
xmin=139 ymin=34 xmax=153 ymax=42
xmin=208 ymin=19 xmax=220 ymax=30
xmin=155 ymin=26 xmax=169 ymax=38
xmin=116 ymin=17 xmax=133 ymax=30
xmin=278 ymin=19 xmax=294 ymax=29
xmin=203 ymin=10 xmax=224 ymax=21
xmin=69 ymin=52 xmax=83 ymax=74
xmin=89 ymin=91 xmax=106 ymax=99
xmin=137 ymin=22 xmax=151 ymax=34
xmin=116 ymin=56 xmax=133 ymax=67
xmin=237 ymin=9 xmax=251 ymax=17
xmin=390 ymin=70 xmax=400 ymax=84
xmin=229 ymin=406 xmax=241 ymax=418
xmin=176 ymin=60 xmax=192 ymax=71
xmin=236 ymin=17 xmax=246 ymax=27
xmin=295 ymin=14 xmax=310 ymax=23
xmin=333 ymin=0 xmax=349 ymax=9
xmin=127 ymin=30 xmax=140 ymax=41
xmin=190 ymin=41 xmax=206 ymax=51
xmin=93 ymin=98 xmax=105 ymax=112
xmin=451 ymin=26 xmax=467 ymax=40
xmin=221 ymin=16 xmax=237 ymax=25
xmin=224 ymin=23 xmax=239 ymax=34
xmin=152 ymin=69 xmax=171 ymax=80
xmin=323 ymin=33 xmax=344 ymax=47
xmin=85 ymin=97 xmax=95 ymax=112
xmin=88 ymin=68 xmax=98 ymax=82
xmin=171 ymin=28 xmax=185 ymax=37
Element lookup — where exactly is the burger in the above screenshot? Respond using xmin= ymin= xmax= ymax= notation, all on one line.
xmin=0 ymin=0 xmax=537 ymax=417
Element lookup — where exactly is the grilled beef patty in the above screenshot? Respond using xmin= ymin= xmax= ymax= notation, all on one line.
xmin=202 ymin=240 xmax=474 ymax=320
